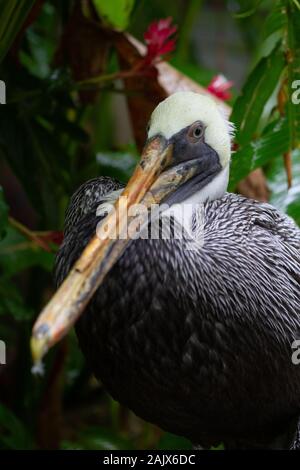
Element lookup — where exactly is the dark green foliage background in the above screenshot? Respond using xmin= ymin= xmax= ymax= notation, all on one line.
xmin=0 ymin=0 xmax=299 ymax=450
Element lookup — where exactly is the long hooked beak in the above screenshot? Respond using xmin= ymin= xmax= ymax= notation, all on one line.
xmin=31 ymin=135 xmax=201 ymax=365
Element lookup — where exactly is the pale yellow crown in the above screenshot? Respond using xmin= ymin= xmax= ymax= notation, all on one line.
xmin=148 ymin=91 xmax=233 ymax=167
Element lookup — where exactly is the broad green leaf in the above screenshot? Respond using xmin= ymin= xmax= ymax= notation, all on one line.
xmin=251 ymin=1 xmax=285 ymax=68
xmin=229 ymin=117 xmax=289 ymax=189
xmin=267 ymin=149 xmax=300 ymax=225
xmin=231 ymin=45 xmax=285 ymax=146
xmin=263 ymin=0 xmax=286 ymax=40
xmin=92 ymin=0 xmax=135 ymax=31
xmin=0 ymin=403 xmax=34 ymax=449
xmin=253 ymin=30 xmax=283 ymax=67
xmin=0 ymin=0 xmax=36 ymax=64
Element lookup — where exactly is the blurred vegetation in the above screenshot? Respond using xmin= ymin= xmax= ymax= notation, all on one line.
xmin=0 ymin=0 xmax=300 ymax=450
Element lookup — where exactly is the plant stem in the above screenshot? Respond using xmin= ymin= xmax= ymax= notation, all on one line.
xmin=76 ymin=67 xmax=142 ymax=88
xmin=8 ymin=216 xmax=52 ymax=252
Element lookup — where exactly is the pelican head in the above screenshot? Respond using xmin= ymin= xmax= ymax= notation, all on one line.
xmin=31 ymin=92 xmax=233 ymax=363
xmin=147 ymin=91 xmax=233 ymax=205
xmin=149 ymin=91 xmax=232 ymax=166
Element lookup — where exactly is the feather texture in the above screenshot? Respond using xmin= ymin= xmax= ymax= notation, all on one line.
xmin=55 ymin=177 xmax=300 ymax=449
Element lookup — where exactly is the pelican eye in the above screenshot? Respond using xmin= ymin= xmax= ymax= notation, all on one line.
xmin=187 ymin=121 xmax=205 ymax=143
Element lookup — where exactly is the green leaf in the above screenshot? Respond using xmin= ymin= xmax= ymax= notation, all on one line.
xmin=96 ymin=151 xmax=137 ymax=182
xmin=228 ymin=0 xmax=263 ymax=18
xmin=231 ymin=45 xmax=285 ymax=146
xmin=0 ymin=278 xmax=33 ymax=321
xmin=263 ymin=0 xmax=286 ymax=40
xmin=253 ymin=1 xmax=286 ymax=65
xmin=0 ymin=0 xmax=36 ymax=64
xmin=0 ymin=186 xmax=8 ymax=240
xmin=19 ymin=2 xmax=57 ymax=79
xmin=0 ymin=191 xmax=33 ymax=321
xmin=229 ymin=117 xmax=289 ymax=189
xmin=0 ymin=105 xmax=70 ymax=227
xmin=0 ymin=403 xmax=34 ymax=449
xmin=210 ymin=443 xmax=225 ymax=450
xmin=267 ymin=148 xmax=300 ymax=225
xmin=157 ymin=433 xmax=192 ymax=450
xmin=0 ymin=224 xmax=53 ymax=320
xmin=285 ymin=1 xmax=300 ymax=150
xmin=61 ymin=426 xmax=134 ymax=450
xmin=92 ymin=0 xmax=135 ymax=31
xmin=0 ymin=225 xmax=54 ymax=278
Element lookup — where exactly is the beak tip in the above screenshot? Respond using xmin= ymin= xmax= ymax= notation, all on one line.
xmin=30 ymin=335 xmax=49 ymax=366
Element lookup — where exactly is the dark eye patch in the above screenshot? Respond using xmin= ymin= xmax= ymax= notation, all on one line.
xmin=169 ymin=121 xmax=213 ymax=166
xmin=187 ymin=121 xmax=205 ymax=143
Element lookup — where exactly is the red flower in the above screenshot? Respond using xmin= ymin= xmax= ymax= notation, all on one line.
xmin=143 ymin=17 xmax=177 ymax=66
xmin=207 ymin=75 xmax=234 ymax=101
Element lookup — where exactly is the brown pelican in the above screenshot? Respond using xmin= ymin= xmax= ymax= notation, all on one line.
xmin=31 ymin=92 xmax=300 ymax=449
